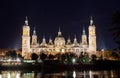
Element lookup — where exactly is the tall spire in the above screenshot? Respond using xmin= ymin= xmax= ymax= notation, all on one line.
xmin=43 ymin=36 xmax=45 ymax=41
xmin=73 ymin=35 xmax=79 ymax=46
xmin=59 ymin=27 xmax=61 ymax=32
xmin=82 ymin=26 xmax=86 ymax=35
xmin=48 ymin=36 xmax=53 ymax=45
xmin=33 ymin=27 xmax=36 ymax=35
xmin=74 ymin=35 xmax=77 ymax=42
xmin=40 ymin=36 xmax=47 ymax=47
xmin=90 ymin=16 xmax=93 ymax=25
xmin=25 ymin=16 xmax=28 ymax=26
xmin=58 ymin=27 xmax=62 ymax=36
xmin=67 ymin=36 xmax=71 ymax=45
xmin=83 ymin=27 xmax=86 ymax=35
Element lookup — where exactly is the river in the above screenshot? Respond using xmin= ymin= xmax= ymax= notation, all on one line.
xmin=0 ymin=70 xmax=120 ymax=78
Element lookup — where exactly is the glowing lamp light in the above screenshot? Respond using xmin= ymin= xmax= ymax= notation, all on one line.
xmin=72 ymin=58 xmax=76 ymax=64
xmin=16 ymin=58 xmax=20 ymax=62
xmin=8 ymin=59 xmax=11 ymax=62
xmin=61 ymin=49 xmax=65 ymax=53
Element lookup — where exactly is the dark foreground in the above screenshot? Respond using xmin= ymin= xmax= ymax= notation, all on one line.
xmin=1 ymin=60 xmax=120 ymax=72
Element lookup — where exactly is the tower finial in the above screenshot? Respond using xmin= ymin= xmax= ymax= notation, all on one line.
xmin=83 ymin=26 xmax=86 ymax=35
xmin=58 ymin=27 xmax=62 ymax=36
xmin=74 ymin=35 xmax=77 ymax=41
xmin=90 ymin=16 xmax=93 ymax=25
xmin=43 ymin=35 xmax=45 ymax=39
xmin=25 ymin=16 xmax=28 ymax=26
xmin=68 ymin=35 xmax=70 ymax=39
xmin=33 ymin=27 xmax=36 ymax=35
xmin=49 ymin=36 xmax=53 ymax=45
xmin=67 ymin=36 xmax=71 ymax=45
xmin=42 ymin=35 xmax=46 ymax=42
xmin=59 ymin=27 xmax=61 ymax=32
xmin=74 ymin=35 xmax=76 ymax=38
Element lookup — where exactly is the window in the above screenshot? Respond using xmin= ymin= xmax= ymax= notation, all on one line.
xmin=24 ymin=40 xmax=26 ymax=44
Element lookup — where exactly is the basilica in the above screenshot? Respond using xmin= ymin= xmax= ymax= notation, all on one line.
xmin=22 ymin=17 xmax=96 ymax=59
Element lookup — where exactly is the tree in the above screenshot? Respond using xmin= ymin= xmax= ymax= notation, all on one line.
xmin=40 ymin=53 xmax=47 ymax=60
xmin=48 ymin=54 xmax=55 ymax=60
xmin=111 ymin=51 xmax=119 ymax=60
xmin=79 ymin=52 xmax=89 ymax=62
xmin=55 ymin=53 xmax=61 ymax=60
xmin=110 ymin=11 xmax=120 ymax=49
xmin=79 ymin=52 xmax=90 ymax=63
xmin=91 ymin=54 xmax=97 ymax=61
xmin=31 ymin=53 xmax=38 ymax=60
xmin=61 ymin=54 xmax=67 ymax=61
xmin=6 ymin=50 xmax=17 ymax=59
xmin=17 ymin=54 xmax=23 ymax=59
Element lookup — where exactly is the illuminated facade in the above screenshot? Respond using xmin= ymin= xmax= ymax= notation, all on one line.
xmin=22 ymin=17 xmax=97 ymax=59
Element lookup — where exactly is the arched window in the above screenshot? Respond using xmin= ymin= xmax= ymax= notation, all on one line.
xmin=76 ymin=49 xmax=79 ymax=52
xmin=24 ymin=40 xmax=26 ymax=44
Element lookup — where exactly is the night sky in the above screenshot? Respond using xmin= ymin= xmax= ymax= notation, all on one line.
xmin=0 ymin=0 xmax=120 ymax=50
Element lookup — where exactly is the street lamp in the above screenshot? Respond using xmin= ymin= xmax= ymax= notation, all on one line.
xmin=72 ymin=58 xmax=76 ymax=64
xmin=16 ymin=58 xmax=20 ymax=62
xmin=8 ymin=58 xmax=11 ymax=62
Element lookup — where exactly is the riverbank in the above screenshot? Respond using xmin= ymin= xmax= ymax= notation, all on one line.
xmin=0 ymin=60 xmax=120 ymax=72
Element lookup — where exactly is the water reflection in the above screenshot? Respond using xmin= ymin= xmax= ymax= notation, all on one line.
xmin=0 ymin=70 xmax=119 ymax=78
xmin=73 ymin=71 xmax=76 ymax=78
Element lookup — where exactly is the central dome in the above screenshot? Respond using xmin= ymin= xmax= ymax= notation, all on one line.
xmin=54 ymin=28 xmax=65 ymax=47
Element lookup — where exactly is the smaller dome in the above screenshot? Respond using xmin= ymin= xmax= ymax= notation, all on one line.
xmin=54 ymin=36 xmax=65 ymax=47
xmin=54 ymin=28 xmax=65 ymax=47
xmin=40 ymin=36 xmax=47 ymax=47
xmin=72 ymin=35 xmax=79 ymax=47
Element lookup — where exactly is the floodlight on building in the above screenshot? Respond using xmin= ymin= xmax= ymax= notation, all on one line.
xmin=61 ymin=49 xmax=65 ymax=53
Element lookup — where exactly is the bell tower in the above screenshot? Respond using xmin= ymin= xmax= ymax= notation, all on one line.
xmin=32 ymin=27 xmax=37 ymax=45
xmin=82 ymin=27 xmax=88 ymax=50
xmin=88 ymin=16 xmax=96 ymax=52
xmin=82 ymin=27 xmax=87 ymax=45
xmin=22 ymin=16 xmax=30 ymax=58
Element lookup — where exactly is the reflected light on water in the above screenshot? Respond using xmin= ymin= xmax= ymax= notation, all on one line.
xmin=73 ymin=71 xmax=76 ymax=78
xmin=0 ymin=74 xmax=2 ymax=78
xmin=89 ymin=70 xmax=92 ymax=78
xmin=7 ymin=72 xmax=10 ymax=78
xmin=0 ymin=70 xmax=119 ymax=78
xmin=16 ymin=73 xmax=20 ymax=78
xmin=84 ymin=71 xmax=86 ymax=78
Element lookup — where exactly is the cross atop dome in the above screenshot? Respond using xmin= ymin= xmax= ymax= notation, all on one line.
xmin=48 ymin=37 xmax=53 ymax=45
xmin=33 ymin=27 xmax=36 ymax=35
xmin=82 ymin=26 xmax=86 ymax=35
xmin=67 ymin=36 xmax=71 ymax=45
xmin=25 ymin=16 xmax=28 ymax=26
xmin=73 ymin=35 xmax=77 ymax=42
xmin=90 ymin=16 xmax=93 ymax=25
xmin=58 ymin=27 xmax=62 ymax=36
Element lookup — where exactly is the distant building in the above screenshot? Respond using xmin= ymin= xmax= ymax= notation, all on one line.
xmin=22 ymin=17 xmax=96 ymax=59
